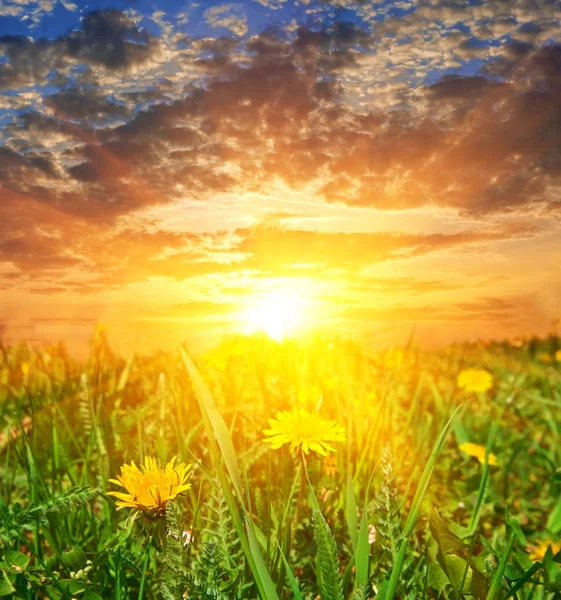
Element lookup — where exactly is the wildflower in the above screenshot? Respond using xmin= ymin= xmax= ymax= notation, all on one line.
xmin=527 ymin=539 xmax=561 ymax=562
xmin=21 ymin=362 xmax=29 ymax=376
xmin=459 ymin=442 xmax=498 ymax=466
xmin=457 ymin=368 xmax=493 ymax=393
xmin=182 ymin=529 xmax=193 ymax=547
xmin=322 ymin=455 xmax=337 ymax=477
xmin=263 ymin=408 xmax=346 ymax=456
xmin=556 ymin=350 xmax=561 ymax=362
xmin=107 ymin=456 xmax=192 ymax=516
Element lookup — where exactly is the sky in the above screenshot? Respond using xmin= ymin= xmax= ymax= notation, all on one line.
xmin=1 ymin=0 xmax=561 ymax=354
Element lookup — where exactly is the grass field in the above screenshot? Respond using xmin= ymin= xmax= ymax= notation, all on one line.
xmin=1 ymin=330 xmax=561 ymax=599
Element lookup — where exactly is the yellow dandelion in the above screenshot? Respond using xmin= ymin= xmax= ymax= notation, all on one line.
xmin=21 ymin=362 xmax=29 ymax=376
xmin=457 ymin=368 xmax=493 ymax=393
xmin=459 ymin=442 xmax=498 ymax=466
xmin=107 ymin=456 xmax=192 ymax=516
xmin=263 ymin=408 xmax=346 ymax=456
xmin=527 ymin=539 xmax=561 ymax=562
xmin=556 ymin=350 xmax=561 ymax=362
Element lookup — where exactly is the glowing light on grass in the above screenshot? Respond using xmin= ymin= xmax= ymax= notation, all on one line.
xmin=238 ymin=288 xmax=311 ymax=341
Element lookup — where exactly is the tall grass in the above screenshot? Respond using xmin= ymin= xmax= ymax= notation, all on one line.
xmin=0 ymin=332 xmax=560 ymax=598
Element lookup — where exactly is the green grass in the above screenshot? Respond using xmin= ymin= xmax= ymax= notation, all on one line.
xmin=0 ymin=331 xmax=560 ymax=599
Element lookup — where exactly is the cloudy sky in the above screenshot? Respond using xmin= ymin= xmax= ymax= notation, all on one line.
xmin=1 ymin=0 xmax=561 ymax=352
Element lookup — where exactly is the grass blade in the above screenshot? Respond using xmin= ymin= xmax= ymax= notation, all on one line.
xmin=180 ymin=346 xmax=244 ymax=502
xmin=346 ymin=470 xmax=358 ymax=551
xmin=486 ymin=532 xmax=517 ymax=600
xmin=383 ymin=405 xmax=462 ymax=600
xmin=180 ymin=346 xmax=279 ymax=600
xmin=275 ymin=540 xmax=304 ymax=600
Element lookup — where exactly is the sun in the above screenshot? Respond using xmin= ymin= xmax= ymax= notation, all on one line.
xmin=238 ymin=288 xmax=311 ymax=340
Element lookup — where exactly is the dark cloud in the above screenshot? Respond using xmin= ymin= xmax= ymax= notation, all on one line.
xmin=46 ymin=87 xmax=129 ymax=121
xmin=0 ymin=10 xmax=157 ymax=91
xmin=0 ymin=35 xmax=60 ymax=90
xmin=64 ymin=9 xmax=156 ymax=70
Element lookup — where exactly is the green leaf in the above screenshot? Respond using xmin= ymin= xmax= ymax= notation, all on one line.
xmin=312 ymin=510 xmax=344 ymax=600
xmin=4 ymin=550 xmax=30 ymax=573
xmin=84 ymin=590 xmax=104 ymax=600
xmin=547 ymin=495 xmax=561 ymax=534
xmin=428 ymin=562 xmax=449 ymax=592
xmin=430 ymin=510 xmax=489 ymax=599
xmin=0 ymin=571 xmax=15 ymax=597
xmin=430 ymin=510 xmax=468 ymax=556
xmin=441 ymin=554 xmax=488 ymax=600
xmin=503 ymin=564 xmax=523 ymax=580
xmin=61 ymin=546 xmax=87 ymax=571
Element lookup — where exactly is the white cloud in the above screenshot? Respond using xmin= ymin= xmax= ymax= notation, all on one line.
xmin=204 ymin=3 xmax=248 ymax=37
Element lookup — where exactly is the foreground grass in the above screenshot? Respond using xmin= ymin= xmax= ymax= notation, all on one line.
xmin=1 ymin=331 xmax=560 ymax=598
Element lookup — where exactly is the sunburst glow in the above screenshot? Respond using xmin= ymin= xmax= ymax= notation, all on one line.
xmin=238 ymin=288 xmax=311 ymax=340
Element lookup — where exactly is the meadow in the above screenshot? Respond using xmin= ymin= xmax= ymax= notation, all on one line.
xmin=1 ymin=329 xmax=560 ymax=599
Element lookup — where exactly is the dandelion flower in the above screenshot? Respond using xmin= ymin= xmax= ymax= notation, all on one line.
xmin=527 ymin=539 xmax=561 ymax=562
xmin=556 ymin=350 xmax=561 ymax=362
xmin=457 ymin=368 xmax=493 ymax=393
xmin=459 ymin=442 xmax=498 ymax=466
xmin=263 ymin=408 xmax=346 ymax=456
xmin=107 ymin=456 xmax=192 ymax=516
